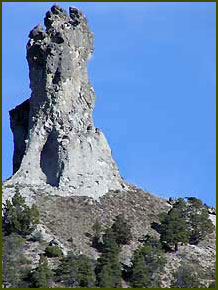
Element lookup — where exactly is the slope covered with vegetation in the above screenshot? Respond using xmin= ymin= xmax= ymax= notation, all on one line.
xmin=2 ymin=190 xmax=216 ymax=288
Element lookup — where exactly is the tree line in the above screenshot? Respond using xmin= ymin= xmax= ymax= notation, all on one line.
xmin=2 ymin=191 xmax=215 ymax=288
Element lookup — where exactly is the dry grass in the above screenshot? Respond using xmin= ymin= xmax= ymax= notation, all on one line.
xmin=36 ymin=187 xmax=170 ymax=257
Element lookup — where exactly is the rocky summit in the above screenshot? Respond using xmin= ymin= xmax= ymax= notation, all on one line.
xmin=7 ymin=4 xmax=124 ymax=200
xmin=3 ymin=5 xmax=216 ymax=289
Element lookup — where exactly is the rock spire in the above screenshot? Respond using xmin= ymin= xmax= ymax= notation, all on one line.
xmin=9 ymin=5 xmax=125 ymax=198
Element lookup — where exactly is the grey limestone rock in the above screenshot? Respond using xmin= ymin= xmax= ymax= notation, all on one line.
xmin=6 ymin=5 xmax=125 ymax=199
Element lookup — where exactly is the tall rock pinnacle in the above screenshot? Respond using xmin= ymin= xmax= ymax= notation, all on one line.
xmin=9 ymin=5 xmax=124 ymax=198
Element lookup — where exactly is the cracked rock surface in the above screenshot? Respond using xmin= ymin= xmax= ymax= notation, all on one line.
xmin=6 ymin=5 xmax=125 ymax=199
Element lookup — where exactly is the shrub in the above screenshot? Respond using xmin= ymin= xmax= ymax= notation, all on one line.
xmin=56 ymin=252 xmax=96 ymax=288
xmin=95 ymin=241 xmax=122 ymax=288
xmin=92 ymin=220 xmax=102 ymax=239
xmin=159 ymin=208 xmax=190 ymax=251
xmin=2 ymin=233 xmax=32 ymax=288
xmin=183 ymin=197 xmax=214 ymax=244
xmin=3 ymin=191 xmax=40 ymax=236
xmin=92 ymin=220 xmax=102 ymax=249
xmin=188 ymin=205 xmax=214 ymax=245
xmin=186 ymin=197 xmax=203 ymax=207
xmin=111 ymin=214 xmax=132 ymax=245
xmin=95 ymin=226 xmax=122 ymax=288
xmin=45 ymin=245 xmax=63 ymax=257
xmin=129 ymin=236 xmax=166 ymax=288
xmin=92 ymin=214 xmax=132 ymax=251
xmin=31 ymin=255 xmax=53 ymax=288
xmin=96 ymin=259 xmax=121 ymax=288
xmin=129 ymin=251 xmax=149 ymax=288
xmin=171 ymin=263 xmax=201 ymax=288
xmin=157 ymin=197 xmax=214 ymax=250
xmin=93 ymin=215 xmax=132 ymax=287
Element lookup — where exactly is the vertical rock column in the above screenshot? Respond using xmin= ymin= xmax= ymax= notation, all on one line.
xmin=9 ymin=5 xmax=124 ymax=198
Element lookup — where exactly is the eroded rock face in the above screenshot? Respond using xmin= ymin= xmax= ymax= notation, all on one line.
xmin=8 ymin=5 xmax=124 ymax=198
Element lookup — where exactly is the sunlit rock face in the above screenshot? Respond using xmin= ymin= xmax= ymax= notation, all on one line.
xmin=8 ymin=5 xmax=125 ymax=198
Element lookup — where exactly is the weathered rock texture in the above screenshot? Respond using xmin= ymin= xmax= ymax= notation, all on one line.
xmin=8 ymin=5 xmax=124 ymax=198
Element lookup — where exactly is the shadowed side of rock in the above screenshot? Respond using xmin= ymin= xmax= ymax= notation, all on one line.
xmin=10 ymin=99 xmax=30 ymax=174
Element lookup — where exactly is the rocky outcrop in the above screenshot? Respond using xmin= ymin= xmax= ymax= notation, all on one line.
xmin=6 ymin=5 xmax=125 ymax=199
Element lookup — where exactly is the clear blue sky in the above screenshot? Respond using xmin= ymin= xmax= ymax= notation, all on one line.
xmin=2 ymin=2 xmax=216 ymax=206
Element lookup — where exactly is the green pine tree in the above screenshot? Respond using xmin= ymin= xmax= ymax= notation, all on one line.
xmin=158 ymin=197 xmax=215 ymax=251
xmin=187 ymin=202 xmax=215 ymax=244
xmin=95 ymin=227 xmax=122 ymax=288
xmin=159 ymin=208 xmax=190 ymax=251
xmin=3 ymin=190 xmax=40 ymax=236
xmin=31 ymin=255 xmax=53 ymax=288
xmin=130 ymin=250 xmax=149 ymax=288
xmin=2 ymin=233 xmax=32 ymax=288
xmin=111 ymin=214 xmax=132 ymax=245
xmin=171 ymin=263 xmax=201 ymax=288
xmin=56 ymin=252 xmax=95 ymax=287
xmin=129 ymin=237 xmax=166 ymax=288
